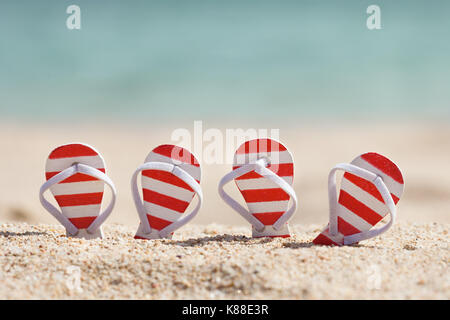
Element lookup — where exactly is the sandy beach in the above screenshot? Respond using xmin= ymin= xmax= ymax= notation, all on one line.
xmin=0 ymin=222 xmax=448 ymax=299
xmin=0 ymin=120 xmax=449 ymax=299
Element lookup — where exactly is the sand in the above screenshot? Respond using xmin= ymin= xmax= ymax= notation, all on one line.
xmin=0 ymin=222 xmax=448 ymax=299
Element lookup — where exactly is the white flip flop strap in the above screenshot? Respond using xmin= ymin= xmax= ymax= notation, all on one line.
xmin=328 ymin=163 xmax=397 ymax=245
xmin=218 ymin=159 xmax=297 ymax=231
xmin=39 ymin=163 xmax=117 ymax=236
xmin=131 ymin=162 xmax=203 ymax=238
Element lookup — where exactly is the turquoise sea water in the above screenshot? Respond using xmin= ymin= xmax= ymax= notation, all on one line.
xmin=1 ymin=0 xmax=449 ymax=121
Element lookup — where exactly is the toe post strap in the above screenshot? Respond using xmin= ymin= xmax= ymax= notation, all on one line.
xmin=328 ymin=163 xmax=397 ymax=245
xmin=132 ymin=161 xmax=203 ymax=239
xmin=219 ymin=158 xmax=298 ymax=237
xmin=39 ymin=163 xmax=117 ymax=238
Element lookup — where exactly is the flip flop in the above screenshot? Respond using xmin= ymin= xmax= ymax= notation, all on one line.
xmin=39 ymin=143 xmax=117 ymax=239
xmin=313 ymin=152 xmax=405 ymax=246
xmin=218 ymin=138 xmax=297 ymax=238
xmin=131 ymin=144 xmax=203 ymax=239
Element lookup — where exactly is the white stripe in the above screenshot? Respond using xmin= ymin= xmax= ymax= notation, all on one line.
xmin=144 ymin=201 xmax=182 ymax=222
xmin=50 ymin=181 xmax=104 ymax=196
xmin=146 ymin=153 xmax=201 ymax=181
xmin=236 ymin=176 xmax=293 ymax=190
xmin=336 ymin=204 xmax=374 ymax=231
xmin=46 ymin=155 xmax=105 ymax=172
xmin=142 ymin=176 xmax=194 ymax=203
xmin=351 ymin=157 xmax=404 ymax=199
xmin=340 ymin=179 xmax=388 ymax=217
xmin=61 ymin=204 xmax=101 ymax=219
xmin=234 ymin=150 xmax=293 ymax=166
xmin=247 ymin=200 xmax=289 ymax=214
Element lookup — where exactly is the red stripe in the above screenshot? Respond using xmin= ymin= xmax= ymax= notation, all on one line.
xmin=338 ymin=190 xmax=383 ymax=225
xmin=361 ymin=153 xmax=404 ymax=184
xmin=338 ymin=216 xmax=361 ymax=236
xmin=313 ymin=218 xmax=363 ymax=245
xmin=49 ymin=144 xmax=98 ymax=159
xmin=234 ymin=163 xmax=293 ymax=180
xmin=146 ymin=214 xmax=172 ymax=231
xmin=69 ymin=216 xmax=96 ymax=229
xmin=142 ymin=169 xmax=196 ymax=191
xmin=344 ymin=173 xmax=400 ymax=204
xmin=252 ymin=211 xmax=284 ymax=225
xmin=313 ymin=232 xmax=339 ymax=246
xmin=46 ymin=168 xmax=106 ymax=183
xmin=143 ymin=189 xmax=190 ymax=213
xmin=55 ymin=192 xmax=103 ymax=207
xmin=236 ymin=139 xmax=287 ymax=154
xmin=241 ymin=188 xmax=289 ymax=203
xmin=152 ymin=145 xmax=200 ymax=167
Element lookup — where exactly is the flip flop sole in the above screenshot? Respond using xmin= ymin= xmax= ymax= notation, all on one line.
xmin=313 ymin=152 xmax=404 ymax=245
xmin=233 ymin=138 xmax=294 ymax=237
xmin=135 ymin=144 xmax=201 ymax=238
xmin=45 ymin=143 xmax=106 ymax=231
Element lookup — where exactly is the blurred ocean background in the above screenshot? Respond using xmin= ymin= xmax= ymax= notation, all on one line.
xmin=1 ymin=0 xmax=449 ymax=121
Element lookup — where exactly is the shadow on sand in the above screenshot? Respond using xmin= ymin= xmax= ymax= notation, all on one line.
xmin=0 ymin=231 xmax=48 ymax=237
xmin=166 ymin=233 xmax=313 ymax=248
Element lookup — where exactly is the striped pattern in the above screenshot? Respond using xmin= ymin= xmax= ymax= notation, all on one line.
xmin=313 ymin=152 xmax=404 ymax=246
xmin=45 ymin=143 xmax=106 ymax=229
xmin=139 ymin=145 xmax=201 ymax=234
xmin=233 ymin=139 xmax=294 ymax=237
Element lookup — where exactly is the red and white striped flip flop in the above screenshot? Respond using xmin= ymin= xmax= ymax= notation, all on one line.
xmin=39 ymin=143 xmax=117 ymax=239
xmin=131 ymin=144 xmax=203 ymax=240
xmin=313 ymin=152 xmax=405 ymax=246
xmin=218 ymin=138 xmax=297 ymax=238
